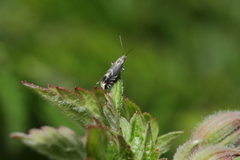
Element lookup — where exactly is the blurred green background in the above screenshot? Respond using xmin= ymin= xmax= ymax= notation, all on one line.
xmin=1 ymin=0 xmax=240 ymax=159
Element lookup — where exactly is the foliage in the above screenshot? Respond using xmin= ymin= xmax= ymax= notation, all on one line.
xmin=173 ymin=111 xmax=240 ymax=160
xmin=10 ymin=80 xmax=240 ymax=159
xmin=10 ymin=80 xmax=182 ymax=160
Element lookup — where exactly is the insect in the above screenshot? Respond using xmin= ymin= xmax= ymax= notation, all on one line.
xmin=97 ymin=36 xmax=132 ymax=90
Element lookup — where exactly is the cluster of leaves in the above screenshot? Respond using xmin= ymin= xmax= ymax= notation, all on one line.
xmin=10 ymin=78 xmax=240 ymax=160
xmin=173 ymin=111 xmax=240 ymax=160
xmin=10 ymin=80 xmax=182 ymax=160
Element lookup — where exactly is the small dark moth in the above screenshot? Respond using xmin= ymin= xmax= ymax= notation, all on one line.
xmin=97 ymin=36 xmax=132 ymax=90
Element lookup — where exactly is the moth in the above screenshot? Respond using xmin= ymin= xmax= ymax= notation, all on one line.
xmin=97 ymin=36 xmax=132 ymax=90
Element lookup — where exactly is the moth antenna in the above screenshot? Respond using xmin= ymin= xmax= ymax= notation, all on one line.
xmin=119 ymin=35 xmax=133 ymax=56
xmin=126 ymin=48 xmax=133 ymax=56
xmin=119 ymin=35 xmax=125 ymax=55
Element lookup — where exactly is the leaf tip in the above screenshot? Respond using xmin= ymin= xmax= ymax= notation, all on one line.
xmin=10 ymin=132 xmax=26 ymax=138
xmin=21 ymin=81 xmax=31 ymax=87
xmin=74 ymin=86 xmax=80 ymax=90
xmin=94 ymin=86 xmax=106 ymax=92
xmin=47 ymin=84 xmax=54 ymax=88
xmin=21 ymin=80 xmax=26 ymax=84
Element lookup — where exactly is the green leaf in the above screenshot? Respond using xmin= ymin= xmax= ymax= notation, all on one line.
xmin=74 ymin=87 xmax=105 ymax=123
xmin=106 ymin=137 xmax=119 ymax=160
xmin=122 ymin=97 xmax=142 ymax=121
xmin=156 ymin=131 xmax=184 ymax=156
xmin=102 ymin=104 xmax=118 ymax=132
xmin=85 ymin=125 xmax=107 ymax=160
xmin=193 ymin=111 xmax=240 ymax=146
xmin=91 ymin=117 xmax=120 ymax=160
xmin=10 ymin=126 xmax=85 ymax=160
xmin=150 ymin=118 xmax=159 ymax=142
xmin=189 ymin=146 xmax=240 ymax=160
xmin=74 ymin=87 xmax=102 ymax=116
xmin=141 ymin=123 xmax=154 ymax=160
xmin=129 ymin=111 xmax=145 ymax=159
xmin=109 ymin=79 xmax=124 ymax=116
xmin=93 ymin=87 xmax=107 ymax=107
xmin=142 ymin=112 xmax=152 ymax=124
xmin=119 ymin=117 xmax=131 ymax=142
xmin=22 ymin=82 xmax=98 ymax=128
xmin=142 ymin=112 xmax=159 ymax=141
xmin=151 ymin=149 xmax=161 ymax=160
xmin=117 ymin=135 xmax=134 ymax=160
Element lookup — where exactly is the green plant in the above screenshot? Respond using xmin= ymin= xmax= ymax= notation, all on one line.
xmin=10 ymin=79 xmax=240 ymax=159
xmin=173 ymin=111 xmax=240 ymax=160
xmin=10 ymin=79 xmax=182 ymax=160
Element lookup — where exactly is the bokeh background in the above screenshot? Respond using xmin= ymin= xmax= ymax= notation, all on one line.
xmin=1 ymin=0 xmax=240 ymax=159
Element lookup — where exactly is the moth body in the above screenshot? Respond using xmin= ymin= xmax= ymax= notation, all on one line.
xmin=97 ymin=55 xmax=127 ymax=90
